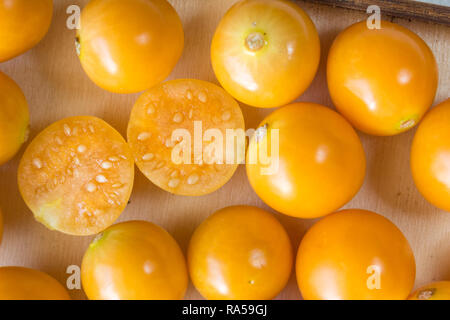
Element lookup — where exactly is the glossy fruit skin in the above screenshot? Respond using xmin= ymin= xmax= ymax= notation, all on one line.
xmin=0 ymin=71 xmax=29 ymax=165
xmin=0 ymin=207 xmax=3 ymax=246
xmin=0 ymin=0 xmax=53 ymax=62
xmin=408 ymin=281 xmax=450 ymax=300
xmin=0 ymin=266 xmax=70 ymax=300
xmin=327 ymin=20 xmax=438 ymax=136
xmin=77 ymin=0 xmax=184 ymax=93
xmin=18 ymin=116 xmax=134 ymax=236
xmin=127 ymin=79 xmax=245 ymax=196
xmin=188 ymin=206 xmax=293 ymax=300
xmin=411 ymin=99 xmax=450 ymax=212
xmin=296 ymin=209 xmax=416 ymax=300
xmin=82 ymin=221 xmax=188 ymax=300
xmin=246 ymin=103 xmax=366 ymax=219
xmin=211 ymin=0 xmax=320 ymax=108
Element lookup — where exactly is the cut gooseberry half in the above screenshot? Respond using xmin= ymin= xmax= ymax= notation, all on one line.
xmin=127 ymin=79 xmax=245 ymax=196
xmin=18 ymin=116 xmax=134 ymax=236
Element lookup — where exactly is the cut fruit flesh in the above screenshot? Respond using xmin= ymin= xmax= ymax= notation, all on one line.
xmin=18 ymin=116 xmax=134 ymax=236
xmin=127 ymin=79 xmax=245 ymax=196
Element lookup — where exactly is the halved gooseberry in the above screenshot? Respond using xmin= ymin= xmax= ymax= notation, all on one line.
xmin=18 ymin=116 xmax=134 ymax=236
xmin=127 ymin=79 xmax=245 ymax=196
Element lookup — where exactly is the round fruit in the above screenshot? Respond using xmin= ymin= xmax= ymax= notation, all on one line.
xmin=246 ymin=103 xmax=366 ymax=219
xmin=127 ymin=79 xmax=245 ymax=196
xmin=188 ymin=206 xmax=293 ymax=300
xmin=327 ymin=20 xmax=438 ymax=136
xmin=211 ymin=0 xmax=320 ymax=108
xmin=408 ymin=281 xmax=450 ymax=300
xmin=18 ymin=116 xmax=134 ymax=236
xmin=296 ymin=209 xmax=416 ymax=300
xmin=0 ymin=207 xmax=3 ymax=246
xmin=0 ymin=266 xmax=70 ymax=300
xmin=0 ymin=0 xmax=53 ymax=62
xmin=0 ymin=71 xmax=29 ymax=165
xmin=82 ymin=220 xmax=188 ymax=300
xmin=77 ymin=0 xmax=184 ymax=93
xmin=411 ymin=99 xmax=450 ymax=212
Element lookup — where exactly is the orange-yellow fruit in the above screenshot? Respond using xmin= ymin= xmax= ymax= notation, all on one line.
xmin=327 ymin=20 xmax=438 ymax=136
xmin=411 ymin=99 xmax=450 ymax=212
xmin=246 ymin=102 xmax=366 ymax=219
xmin=18 ymin=116 xmax=134 ymax=236
xmin=0 ymin=71 xmax=29 ymax=165
xmin=0 ymin=266 xmax=70 ymax=300
xmin=296 ymin=209 xmax=416 ymax=300
xmin=188 ymin=206 xmax=293 ymax=300
xmin=82 ymin=220 xmax=188 ymax=300
xmin=211 ymin=0 xmax=320 ymax=108
xmin=127 ymin=79 xmax=245 ymax=196
xmin=408 ymin=281 xmax=450 ymax=300
xmin=0 ymin=207 xmax=3 ymax=246
xmin=0 ymin=0 xmax=53 ymax=62
xmin=77 ymin=0 xmax=184 ymax=93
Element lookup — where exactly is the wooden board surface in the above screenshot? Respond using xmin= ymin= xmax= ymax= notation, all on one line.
xmin=302 ymin=0 xmax=450 ymax=25
xmin=0 ymin=0 xmax=449 ymax=300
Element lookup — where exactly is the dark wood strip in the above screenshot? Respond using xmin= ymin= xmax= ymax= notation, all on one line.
xmin=299 ymin=0 xmax=450 ymax=25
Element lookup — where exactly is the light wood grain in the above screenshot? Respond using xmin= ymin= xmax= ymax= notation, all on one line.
xmin=0 ymin=0 xmax=449 ymax=300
